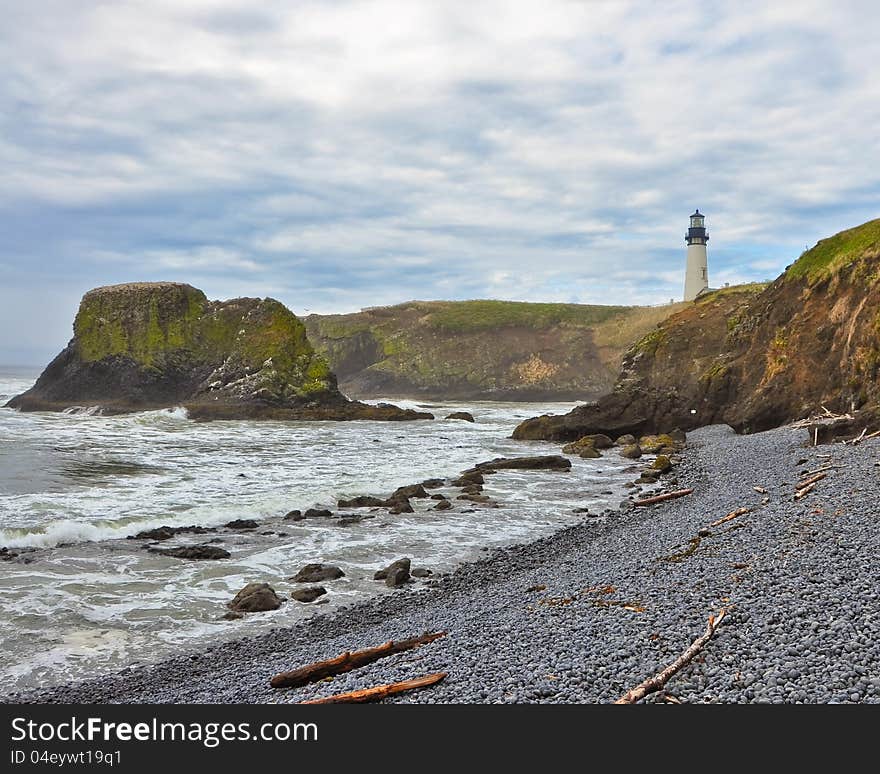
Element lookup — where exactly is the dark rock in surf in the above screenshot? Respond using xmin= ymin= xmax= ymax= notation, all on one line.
xmin=128 ymin=525 xmax=213 ymax=541
xmin=227 ymin=582 xmax=284 ymax=613
xmin=149 ymin=544 xmax=231 ymax=560
xmin=451 ymin=472 xmax=484 ymax=486
xmin=225 ymin=519 xmax=258 ymax=530
xmin=374 ymin=558 xmax=411 ymax=581
xmin=386 ymin=567 xmax=411 ymax=587
xmin=290 ymin=563 xmax=345 ymax=583
xmin=473 ymin=455 xmax=571 ymax=472
xmin=445 ymin=411 xmax=475 ymax=422
xmin=291 ymin=586 xmax=327 ymax=603
xmin=338 ymin=496 xmax=385 ymax=509
xmin=386 ymin=498 xmax=414 ymax=514
xmin=391 ymin=484 xmax=429 ymax=500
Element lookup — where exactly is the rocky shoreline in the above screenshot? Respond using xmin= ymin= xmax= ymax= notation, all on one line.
xmin=5 ymin=423 xmax=879 ymax=704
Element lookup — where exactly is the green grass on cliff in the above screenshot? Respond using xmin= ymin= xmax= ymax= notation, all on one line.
xmin=786 ymin=218 xmax=880 ymax=283
xmin=697 ymin=282 xmax=770 ymax=303
xmin=424 ymin=300 xmax=633 ymax=332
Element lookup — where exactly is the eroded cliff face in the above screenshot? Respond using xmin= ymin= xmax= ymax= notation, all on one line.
xmin=514 ymin=218 xmax=880 ymax=441
xmin=7 ymin=283 xmax=429 ymax=421
xmin=305 ymin=300 xmax=687 ymax=401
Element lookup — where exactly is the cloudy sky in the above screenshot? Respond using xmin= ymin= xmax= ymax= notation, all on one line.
xmin=2 ymin=0 xmax=879 ymax=363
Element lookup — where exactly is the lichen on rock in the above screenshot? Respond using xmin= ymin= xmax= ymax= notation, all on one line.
xmin=7 ymin=282 xmax=430 ymax=422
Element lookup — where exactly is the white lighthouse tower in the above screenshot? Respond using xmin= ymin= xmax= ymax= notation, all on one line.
xmin=683 ymin=209 xmax=709 ymax=301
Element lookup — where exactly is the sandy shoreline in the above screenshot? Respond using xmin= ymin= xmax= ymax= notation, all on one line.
xmin=5 ymin=423 xmax=879 ymax=704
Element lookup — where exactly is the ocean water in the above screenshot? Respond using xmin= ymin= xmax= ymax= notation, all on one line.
xmin=0 ymin=369 xmax=638 ymax=691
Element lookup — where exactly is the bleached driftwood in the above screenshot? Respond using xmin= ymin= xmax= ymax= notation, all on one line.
xmin=633 ymin=489 xmax=694 ymax=507
xmin=270 ymin=632 xmax=446 ymax=689
xmin=614 ymin=609 xmax=727 ymax=705
xmin=299 ymin=673 xmax=447 ymax=704
xmin=709 ymin=507 xmax=750 ymax=528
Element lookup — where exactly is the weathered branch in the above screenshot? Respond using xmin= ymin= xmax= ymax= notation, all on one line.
xmin=299 ymin=672 xmax=447 ymax=704
xmin=709 ymin=507 xmax=750 ymax=527
xmin=270 ymin=632 xmax=446 ymax=689
xmin=802 ymin=465 xmax=836 ymax=476
xmin=614 ymin=609 xmax=727 ymax=704
xmin=633 ymin=488 xmax=694 ymax=507
xmin=793 ymin=482 xmax=816 ymax=500
xmin=796 ymin=472 xmax=827 ymax=490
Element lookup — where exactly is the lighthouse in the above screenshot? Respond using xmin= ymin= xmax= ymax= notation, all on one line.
xmin=683 ymin=209 xmax=709 ymax=301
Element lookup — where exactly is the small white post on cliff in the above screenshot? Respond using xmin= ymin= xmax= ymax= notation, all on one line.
xmin=683 ymin=209 xmax=709 ymax=301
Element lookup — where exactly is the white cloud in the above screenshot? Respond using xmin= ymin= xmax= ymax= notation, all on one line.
xmin=1 ymin=1 xmax=879 ymax=356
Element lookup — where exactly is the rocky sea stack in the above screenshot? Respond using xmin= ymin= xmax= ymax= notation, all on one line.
xmin=514 ymin=218 xmax=880 ymax=441
xmin=6 ymin=282 xmax=431 ymax=422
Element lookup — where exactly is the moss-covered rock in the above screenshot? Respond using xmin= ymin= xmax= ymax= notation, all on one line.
xmin=651 ymin=454 xmax=673 ymax=473
xmin=7 ymin=282 xmax=431 ymax=422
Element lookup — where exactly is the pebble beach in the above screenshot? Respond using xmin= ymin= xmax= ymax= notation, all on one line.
xmin=6 ymin=423 xmax=879 ymax=705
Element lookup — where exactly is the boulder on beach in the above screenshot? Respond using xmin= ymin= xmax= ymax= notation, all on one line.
xmin=411 ymin=568 xmax=433 ymax=578
xmin=374 ymin=557 xmax=411 ymax=580
xmin=473 ymin=455 xmax=571 ymax=472
xmin=283 ymin=510 xmax=302 ymax=521
xmin=291 ymin=586 xmax=327 ymax=603
xmin=429 ymin=493 xmax=447 ymax=500
xmin=639 ymin=435 xmax=673 ymax=454
xmin=615 ymin=434 xmax=636 ymax=446
xmin=421 ymin=478 xmax=446 ymax=488
xmin=651 ymin=454 xmax=673 ymax=473
xmin=620 ymin=444 xmax=642 ymax=459
xmin=290 ymin=563 xmax=345 ymax=583
xmin=148 ymin=544 xmax=231 ymax=560
xmin=445 ymin=411 xmax=475 ymax=422
xmin=227 ymin=582 xmax=284 ymax=613
xmin=563 ymin=434 xmax=613 ymax=453
xmin=433 ymin=499 xmax=453 ymax=511
xmin=386 ymin=567 xmax=410 ymax=587
xmin=561 ymin=436 xmax=603 ymax=459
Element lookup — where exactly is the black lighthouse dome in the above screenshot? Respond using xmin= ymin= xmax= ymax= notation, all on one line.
xmin=686 ymin=209 xmax=709 ymax=244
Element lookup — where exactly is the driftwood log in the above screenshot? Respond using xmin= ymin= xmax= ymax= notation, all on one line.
xmin=300 ymin=672 xmax=447 ymax=704
xmin=794 ymin=483 xmax=816 ymax=500
xmin=270 ymin=631 xmax=446 ymax=689
xmin=634 ymin=488 xmax=694 ymax=507
xmin=709 ymin=507 xmax=750 ymax=528
xmin=614 ymin=609 xmax=727 ymax=704
xmin=796 ymin=472 xmax=827 ymax=490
